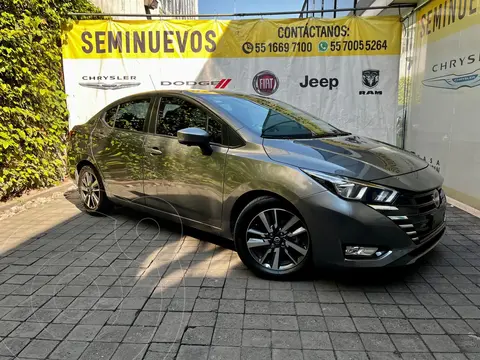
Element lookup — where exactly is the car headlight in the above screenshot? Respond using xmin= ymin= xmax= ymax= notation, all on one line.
xmin=302 ymin=169 xmax=398 ymax=203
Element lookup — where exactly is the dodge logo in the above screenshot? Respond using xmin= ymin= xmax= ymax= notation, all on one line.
xmin=252 ymin=70 xmax=279 ymax=96
xmin=160 ymin=79 xmax=231 ymax=88
xmin=362 ymin=69 xmax=380 ymax=89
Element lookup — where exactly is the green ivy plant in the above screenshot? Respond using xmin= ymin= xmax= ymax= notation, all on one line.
xmin=0 ymin=0 xmax=100 ymax=201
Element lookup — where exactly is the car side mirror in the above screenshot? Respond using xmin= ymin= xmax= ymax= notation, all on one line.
xmin=177 ymin=127 xmax=212 ymax=155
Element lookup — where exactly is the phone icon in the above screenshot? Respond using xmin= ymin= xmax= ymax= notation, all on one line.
xmin=318 ymin=41 xmax=328 ymax=52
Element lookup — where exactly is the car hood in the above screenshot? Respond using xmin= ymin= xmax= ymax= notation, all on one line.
xmin=263 ymin=135 xmax=429 ymax=182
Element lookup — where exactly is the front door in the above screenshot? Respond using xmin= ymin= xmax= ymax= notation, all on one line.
xmin=143 ymin=95 xmax=228 ymax=228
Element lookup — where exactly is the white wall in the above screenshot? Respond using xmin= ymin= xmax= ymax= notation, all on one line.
xmin=158 ymin=0 xmax=198 ymax=18
xmin=90 ymin=0 xmax=144 ymax=16
xmin=90 ymin=0 xmax=198 ymax=19
xmin=404 ymin=0 xmax=480 ymax=209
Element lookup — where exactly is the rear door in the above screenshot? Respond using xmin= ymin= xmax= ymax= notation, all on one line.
xmin=143 ymin=95 xmax=232 ymax=228
xmin=92 ymin=95 xmax=154 ymax=204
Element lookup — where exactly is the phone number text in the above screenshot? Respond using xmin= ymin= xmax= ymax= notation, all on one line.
xmin=244 ymin=42 xmax=313 ymax=53
xmin=329 ymin=40 xmax=388 ymax=51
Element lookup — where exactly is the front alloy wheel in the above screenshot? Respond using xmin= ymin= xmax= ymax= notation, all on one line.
xmin=234 ymin=197 xmax=311 ymax=279
xmin=247 ymin=209 xmax=309 ymax=271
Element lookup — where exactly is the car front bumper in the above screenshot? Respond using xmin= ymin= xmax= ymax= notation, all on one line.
xmin=295 ymin=190 xmax=447 ymax=268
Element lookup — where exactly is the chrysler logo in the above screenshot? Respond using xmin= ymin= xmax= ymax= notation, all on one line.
xmin=79 ymin=82 xmax=141 ymax=90
xmin=362 ymin=69 xmax=380 ymax=89
xmin=432 ymin=189 xmax=441 ymax=208
xmin=422 ymin=70 xmax=480 ymax=90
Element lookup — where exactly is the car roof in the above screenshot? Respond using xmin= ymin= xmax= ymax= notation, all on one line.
xmin=119 ymin=89 xmax=246 ymax=97
xmin=119 ymin=89 xmax=263 ymax=99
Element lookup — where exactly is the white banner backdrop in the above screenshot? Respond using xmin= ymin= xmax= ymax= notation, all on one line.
xmin=405 ymin=0 xmax=480 ymax=209
xmin=62 ymin=18 xmax=401 ymax=144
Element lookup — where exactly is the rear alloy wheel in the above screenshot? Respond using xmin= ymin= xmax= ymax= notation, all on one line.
xmin=78 ymin=165 xmax=112 ymax=215
xmin=80 ymin=171 xmax=100 ymax=210
xmin=234 ymin=197 xmax=311 ymax=279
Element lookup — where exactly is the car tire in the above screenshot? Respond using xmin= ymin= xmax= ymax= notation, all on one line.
xmin=78 ymin=165 xmax=112 ymax=215
xmin=234 ymin=196 xmax=312 ymax=279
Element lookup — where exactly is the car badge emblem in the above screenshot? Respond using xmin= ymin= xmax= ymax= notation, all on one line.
xmin=422 ymin=69 xmax=480 ymax=90
xmin=79 ymin=82 xmax=141 ymax=90
xmin=252 ymin=70 xmax=279 ymax=96
xmin=362 ymin=69 xmax=380 ymax=89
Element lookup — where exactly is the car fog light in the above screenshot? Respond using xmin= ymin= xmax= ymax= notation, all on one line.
xmin=345 ymin=246 xmax=378 ymax=256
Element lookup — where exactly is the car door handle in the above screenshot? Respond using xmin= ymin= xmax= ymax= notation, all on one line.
xmin=95 ymin=131 xmax=109 ymax=139
xmin=148 ymin=147 xmax=163 ymax=155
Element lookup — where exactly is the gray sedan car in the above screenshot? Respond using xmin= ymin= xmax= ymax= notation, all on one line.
xmin=68 ymin=90 xmax=446 ymax=279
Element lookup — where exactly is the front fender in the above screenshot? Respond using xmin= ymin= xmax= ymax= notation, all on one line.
xmin=220 ymin=147 xmax=326 ymax=238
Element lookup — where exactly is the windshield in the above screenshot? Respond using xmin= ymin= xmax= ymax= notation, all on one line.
xmin=197 ymin=93 xmax=349 ymax=139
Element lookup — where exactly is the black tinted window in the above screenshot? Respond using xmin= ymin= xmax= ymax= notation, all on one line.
xmin=114 ymin=99 xmax=150 ymax=132
xmin=156 ymin=97 xmax=223 ymax=144
xmin=207 ymin=117 xmax=222 ymax=144
xmin=104 ymin=106 xmax=117 ymax=127
xmin=227 ymin=128 xmax=244 ymax=147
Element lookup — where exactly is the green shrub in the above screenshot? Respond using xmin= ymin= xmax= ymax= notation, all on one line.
xmin=0 ymin=0 xmax=100 ymax=201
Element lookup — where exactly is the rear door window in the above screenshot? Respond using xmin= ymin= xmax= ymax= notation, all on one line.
xmin=113 ymin=99 xmax=151 ymax=132
xmin=103 ymin=106 xmax=118 ymax=127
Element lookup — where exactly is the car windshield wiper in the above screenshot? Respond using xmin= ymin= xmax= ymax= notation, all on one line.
xmin=262 ymin=125 xmax=351 ymax=139
xmin=262 ymin=132 xmax=349 ymax=140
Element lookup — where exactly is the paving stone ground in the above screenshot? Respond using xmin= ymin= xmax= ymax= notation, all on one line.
xmin=1 ymin=190 xmax=480 ymax=359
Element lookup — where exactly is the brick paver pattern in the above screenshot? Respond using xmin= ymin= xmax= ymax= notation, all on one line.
xmin=1 ymin=191 xmax=480 ymax=359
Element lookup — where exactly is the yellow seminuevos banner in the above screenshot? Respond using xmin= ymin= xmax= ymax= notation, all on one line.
xmin=416 ymin=0 xmax=479 ymax=43
xmin=62 ymin=16 xmax=402 ymax=146
xmin=63 ymin=17 xmax=401 ymax=59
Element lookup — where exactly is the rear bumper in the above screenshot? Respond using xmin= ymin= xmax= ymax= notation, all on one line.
xmin=295 ymin=191 xmax=446 ymax=269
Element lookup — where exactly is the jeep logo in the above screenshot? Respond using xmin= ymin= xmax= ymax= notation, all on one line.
xmin=299 ymin=76 xmax=339 ymax=90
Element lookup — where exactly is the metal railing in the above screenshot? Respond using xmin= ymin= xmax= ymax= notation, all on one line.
xmin=68 ymin=4 xmax=416 ymax=18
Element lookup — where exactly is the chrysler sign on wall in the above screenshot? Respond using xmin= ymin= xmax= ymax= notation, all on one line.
xmin=405 ymin=0 xmax=480 ymax=208
xmin=62 ymin=17 xmax=401 ymax=144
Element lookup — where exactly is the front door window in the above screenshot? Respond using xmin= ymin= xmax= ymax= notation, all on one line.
xmin=156 ymin=97 xmax=223 ymax=145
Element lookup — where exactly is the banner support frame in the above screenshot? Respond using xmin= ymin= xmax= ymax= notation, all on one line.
xmin=68 ymin=4 xmax=416 ymax=18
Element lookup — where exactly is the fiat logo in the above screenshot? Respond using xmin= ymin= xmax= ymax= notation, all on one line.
xmin=432 ymin=189 xmax=441 ymax=208
xmin=252 ymin=70 xmax=279 ymax=96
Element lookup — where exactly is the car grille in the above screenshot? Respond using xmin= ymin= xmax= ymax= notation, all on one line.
xmin=380 ymin=188 xmax=446 ymax=244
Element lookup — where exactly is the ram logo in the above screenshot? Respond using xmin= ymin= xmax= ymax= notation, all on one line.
xmin=362 ymin=69 xmax=380 ymax=89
